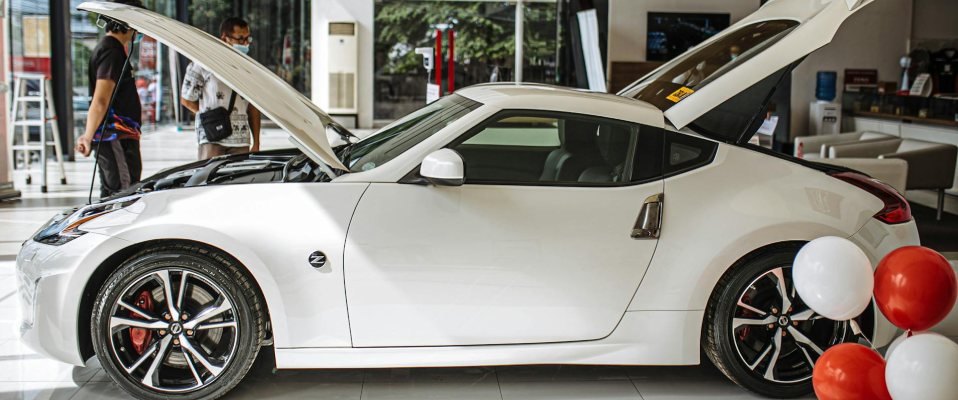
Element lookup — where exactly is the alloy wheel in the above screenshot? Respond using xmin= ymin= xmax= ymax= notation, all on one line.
xmin=107 ymin=268 xmax=239 ymax=393
xmin=731 ymin=265 xmax=847 ymax=384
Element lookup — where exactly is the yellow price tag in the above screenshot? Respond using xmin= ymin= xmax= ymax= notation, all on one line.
xmin=666 ymin=87 xmax=695 ymax=103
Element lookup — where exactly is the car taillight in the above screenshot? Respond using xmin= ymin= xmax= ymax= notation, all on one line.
xmin=832 ymin=172 xmax=912 ymax=224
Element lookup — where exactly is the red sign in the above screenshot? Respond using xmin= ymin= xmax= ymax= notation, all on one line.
xmin=139 ymin=38 xmax=157 ymax=70
xmin=11 ymin=56 xmax=51 ymax=75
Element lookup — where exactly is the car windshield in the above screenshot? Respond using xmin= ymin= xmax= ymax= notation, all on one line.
xmin=617 ymin=19 xmax=799 ymax=112
xmin=343 ymin=94 xmax=481 ymax=173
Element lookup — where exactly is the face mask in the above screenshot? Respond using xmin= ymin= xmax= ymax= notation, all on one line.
xmin=134 ymin=33 xmax=144 ymax=43
xmin=232 ymin=44 xmax=250 ymax=55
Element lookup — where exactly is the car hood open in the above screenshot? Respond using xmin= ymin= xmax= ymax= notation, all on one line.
xmin=77 ymin=1 xmax=348 ymax=170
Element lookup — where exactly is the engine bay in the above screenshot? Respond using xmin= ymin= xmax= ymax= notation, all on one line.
xmin=127 ymin=149 xmax=329 ymax=195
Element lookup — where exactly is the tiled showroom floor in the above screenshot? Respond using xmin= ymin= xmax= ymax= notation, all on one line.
xmin=2 ymin=126 xmax=956 ymax=399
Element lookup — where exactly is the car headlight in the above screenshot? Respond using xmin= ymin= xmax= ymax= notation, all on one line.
xmin=33 ymin=195 xmax=142 ymax=245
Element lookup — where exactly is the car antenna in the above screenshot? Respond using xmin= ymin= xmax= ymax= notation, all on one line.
xmin=87 ymin=15 xmax=140 ymax=204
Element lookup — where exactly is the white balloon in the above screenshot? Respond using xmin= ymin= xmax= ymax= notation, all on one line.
xmin=885 ymin=333 xmax=958 ymax=400
xmin=792 ymin=236 xmax=874 ymax=321
xmin=885 ymin=331 xmax=936 ymax=360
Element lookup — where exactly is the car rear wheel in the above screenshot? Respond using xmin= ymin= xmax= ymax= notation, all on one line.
xmin=92 ymin=244 xmax=264 ymax=400
xmin=702 ymin=244 xmax=853 ymax=398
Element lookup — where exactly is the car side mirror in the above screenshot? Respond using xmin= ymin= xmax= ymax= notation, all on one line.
xmin=420 ymin=149 xmax=465 ymax=187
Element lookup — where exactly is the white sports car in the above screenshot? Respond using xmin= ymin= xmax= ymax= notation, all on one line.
xmin=18 ymin=1 xmax=916 ymax=399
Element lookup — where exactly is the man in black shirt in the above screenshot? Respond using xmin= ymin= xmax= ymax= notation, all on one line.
xmin=75 ymin=0 xmax=145 ymax=198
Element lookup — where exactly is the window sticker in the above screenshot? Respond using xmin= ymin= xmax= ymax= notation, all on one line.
xmin=666 ymin=87 xmax=695 ymax=103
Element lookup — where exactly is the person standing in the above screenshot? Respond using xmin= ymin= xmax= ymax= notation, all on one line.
xmin=75 ymin=0 xmax=145 ymax=199
xmin=181 ymin=17 xmax=261 ymax=159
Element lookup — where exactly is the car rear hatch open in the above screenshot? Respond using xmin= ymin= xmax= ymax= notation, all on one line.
xmin=618 ymin=0 xmax=874 ymax=144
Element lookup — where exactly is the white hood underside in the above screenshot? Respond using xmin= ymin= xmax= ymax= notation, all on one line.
xmin=78 ymin=1 xmax=348 ymax=170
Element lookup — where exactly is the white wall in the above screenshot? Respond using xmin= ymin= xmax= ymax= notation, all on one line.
xmin=607 ymin=0 xmax=760 ymax=63
xmin=912 ymin=0 xmax=958 ymax=40
xmin=312 ymin=0 xmax=374 ymax=128
xmin=789 ymin=0 xmax=914 ymax=140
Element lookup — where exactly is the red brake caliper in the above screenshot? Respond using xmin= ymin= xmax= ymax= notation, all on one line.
xmin=129 ymin=291 xmax=154 ymax=355
xmin=738 ymin=293 xmax=752 ymax=341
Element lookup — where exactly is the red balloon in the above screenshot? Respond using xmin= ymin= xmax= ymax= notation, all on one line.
xmin=874 ymin=246 xmax=958 ymax=332
xmin=813 ymin=343 xmax=891 ymax=400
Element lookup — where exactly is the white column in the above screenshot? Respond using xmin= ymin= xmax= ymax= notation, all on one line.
xmin=514 ymin=0 xmax=523 ymax=83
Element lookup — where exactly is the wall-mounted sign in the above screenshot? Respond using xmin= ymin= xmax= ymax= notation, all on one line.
xmin=844 ymin=69 xmax=877 ymax=92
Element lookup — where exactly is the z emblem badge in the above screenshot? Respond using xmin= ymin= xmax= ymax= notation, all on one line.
xmin=308 ymin=251 xmax=327 ymax=268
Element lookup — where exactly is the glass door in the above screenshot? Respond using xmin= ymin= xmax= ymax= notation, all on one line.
xmin=373 ymin=0 xmax=558 ymax=122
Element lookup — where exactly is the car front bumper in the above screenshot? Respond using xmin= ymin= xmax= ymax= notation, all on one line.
xmin=16 ymin=232 xmax=131 ymax=367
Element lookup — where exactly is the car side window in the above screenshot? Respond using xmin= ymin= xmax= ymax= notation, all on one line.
xmin=663 ymin=130 xmax=718 ymax=176
xmin=450 ymin=112 xmax=663 ymax=185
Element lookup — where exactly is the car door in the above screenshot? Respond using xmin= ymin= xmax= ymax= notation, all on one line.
xmin=344 ymin=111 xmax=667 ymax=347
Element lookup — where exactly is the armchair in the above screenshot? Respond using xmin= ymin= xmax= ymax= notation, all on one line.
xmin=829 ymin=139 xmax=958 ymax=220
xmin=793 ymin=131 xmax=896 ymax=159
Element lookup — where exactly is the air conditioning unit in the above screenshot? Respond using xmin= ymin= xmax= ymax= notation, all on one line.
xmin=326 ymin=21 xmax=358 ymax=114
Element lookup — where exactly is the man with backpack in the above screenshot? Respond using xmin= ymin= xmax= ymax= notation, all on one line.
xmin=180 ymin=17 xmax=261 ymax=159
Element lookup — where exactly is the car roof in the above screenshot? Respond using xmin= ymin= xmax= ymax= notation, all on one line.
xmin=456 ymin=83 xmax=665 ymax=127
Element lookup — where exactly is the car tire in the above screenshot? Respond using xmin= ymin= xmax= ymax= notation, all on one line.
xmin=92 ymin=243 xmax=264 ymax=400
xmin=702 ymin=243 xmax=853 ymax=398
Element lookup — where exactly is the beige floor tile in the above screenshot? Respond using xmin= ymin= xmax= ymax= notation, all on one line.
xmin=500 ymin=381 xmax=642 ymax=400
xmin=221 ymin=381 xmax=362 ymax=400
xmin=0 ymin=341 xmax=98 ymax=383
xmin=360 ymin=381 xmax=502 ymax=400
xmin=65 ymin=382 xmax=131 ymax=400
xmin=632 ymin=379 xmax=774 ymax=400
xmin=0 ymin=381 xmax=83 ymax=400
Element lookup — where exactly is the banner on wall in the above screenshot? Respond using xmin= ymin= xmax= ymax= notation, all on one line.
xmin=14 ymin=15 xmax=51 ymax=75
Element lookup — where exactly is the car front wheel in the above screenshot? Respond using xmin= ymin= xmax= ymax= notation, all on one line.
xmin=92 ymin=244 xmax=264 ymax=400
xmin=703 ymin=244 xmax=854 ymax=398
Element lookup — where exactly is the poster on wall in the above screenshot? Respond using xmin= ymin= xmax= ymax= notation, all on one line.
xmin=14 ymin=15 xmax=51 ymax=75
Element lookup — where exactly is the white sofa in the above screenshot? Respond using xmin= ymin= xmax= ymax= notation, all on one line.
xmin=794 ymin=131 xmax=897 ymax=159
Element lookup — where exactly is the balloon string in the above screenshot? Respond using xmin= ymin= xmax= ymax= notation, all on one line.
xmin=849 ymin=320 xmax=876 ymax=350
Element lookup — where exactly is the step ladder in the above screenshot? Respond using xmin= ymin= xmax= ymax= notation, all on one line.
xmin=7 ymin=72 xmax=67 ymax=193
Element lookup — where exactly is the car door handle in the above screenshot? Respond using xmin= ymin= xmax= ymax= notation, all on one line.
xmin=631 ymin=193 xmax=663 ymax=240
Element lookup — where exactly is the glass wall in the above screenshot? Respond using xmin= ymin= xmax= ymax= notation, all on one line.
xmin=373 ymin=0 xmax=558 ymax=121
xmin=9 ymin=1 xmax=50 ymax=77
xmin=190 ymin=0 xmax=312 ymax=96
xmin=64 ymin=0 xmax=312 ymax=136
xmin=69 ymin=0 xmax=178 ymax=135
xmin=8 ymin=1 xmax=51 ymax=168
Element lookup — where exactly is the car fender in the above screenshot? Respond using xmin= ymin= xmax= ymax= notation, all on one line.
xmin=81 ymin=183 xmax=370 ymax=348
